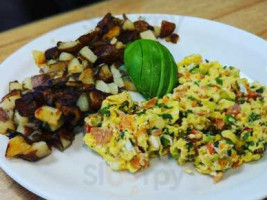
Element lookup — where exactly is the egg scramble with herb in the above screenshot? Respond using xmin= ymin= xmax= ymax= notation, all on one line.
xmin=84 ymin=55 xmax=267 ymax=182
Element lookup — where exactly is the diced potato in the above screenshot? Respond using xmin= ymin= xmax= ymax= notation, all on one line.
xmin=123 ymin=19 xmax=135 ymax=30
xmin=68 ymin=58 xmax=84 ymax=74
xmin=110 ymin=37 xmax=117 ymax=45
xmin=32 ymin=141 xmax=52 ymax=158
xmin=0 ymin=120 xmax=15 ymax=135
xmin=5 ymin=135 xmax=51 ymax=161
xmin=79 ymin=46 xmax=97 ymax=63
xmin=14 ymin=111 xmax=29 ymax=126
xmin=108 ymin=83 xmax=118 ymax=94
xmin=79 ymin=68 xmax=95 ymax=85
xmin=47 ymin=120 xmax=64 ymax=131
xmin=32 ymin=50 xmax=46 ymax=66
xmin=115 ymin=41 xmax=125 ymax=49
xmin=77 ymin=93 xmax=90 ymax=112
xmin=9 ymin=81 xmax=23 ymax=91
xmin=96 ymin=80 xmax=111 ymax=94
xmin=58 ymin=52 xmax=74 ymax=61
xmin=35 ymin=106 xmax=62 ymax=126
xmin=153 ymin=26 xmax=161 ymax=37
xmin=52 ymin=129 xmax=75 ymax=151
xmin=114 ymin=76 xmax=124 ymax=88
xmin=103 ymin=26 xmax=121 ymax=39
xmin=60 ymin=106 xmax=82 ymax=126
xmin=31 ymin=74 xmax=50 ymax=88
xmin=47 ymin=59 xmax=57 ymax=65
xmin=111 ymin=65 xmax=124 ymax=87
xmin=0 ymin=90 xmax=21 ymax=110
xmin=60 ymin=137 xmax=72 ymax=150
xmin=81 ymin=59 xmax=90 ymax=68
xmin=110 ymin=65 xmax=121 ymax=78
xmin=98 ymin=65 xmax=113 ymax=83
xmin=140 ymin=30 xmax=157 ymax=41
xmin=160 ymin=20 xmax=176 ymax=38
xmin=22 ymin=77 xmax=33 ymax=90
xmin=89 ymin=90 xmax=108 ymax=111
xmin=5 ymin=135 xmax=31 ymax=158
xmin=57 ymin=40 xmax=81 ymax=53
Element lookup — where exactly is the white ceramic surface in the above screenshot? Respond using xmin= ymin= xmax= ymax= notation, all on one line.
xmin=0 ymin=14 xmax=267 ymax=200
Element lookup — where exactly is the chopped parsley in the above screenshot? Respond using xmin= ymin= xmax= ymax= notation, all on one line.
xmin=248 ymin=113 xmax=261 ymax=123
xmin=242 ymin=132 xmax=251 ymax=140
xmin=189 ymin=64 xmax=199 ymax=74
xmin=225 ymin=114 xmax=236 ymax=125
xmin=98 ymin=106 xmax=111 ymax=117
xmin=156 ymin=103 xmax=173 ymax=109
xmin=120 ymin=131 xmax=125 ymax=138
xmin=161 ymin=114 xmax=173 ymax=120
xmin=193 ymin=81 xmax=200 ymax=86
xmin=256 ymin=87 xmax=264 ymax=94
xmin=161 ymin=137 xmax=170 ymax=147
xmin=136 ymin=109 xmax=147 ymax=116
xmin=215 ymin=77 xmax=223 ymax=85
xmin=119 ymin=101 xmax=129 ymax=113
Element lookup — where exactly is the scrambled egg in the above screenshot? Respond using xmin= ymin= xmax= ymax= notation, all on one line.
xmin=84 ymin=55 xmax=267 ymax=181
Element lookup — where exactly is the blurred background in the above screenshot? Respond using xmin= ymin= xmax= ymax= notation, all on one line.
xmin=0 ymin=0 xmax=103 ymax=32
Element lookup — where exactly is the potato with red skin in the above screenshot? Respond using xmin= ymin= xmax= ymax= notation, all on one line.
xmin=160 ymin=20 xmax=176 ymax=38
xmin=31 ymin=74 xmax=50 ymax=88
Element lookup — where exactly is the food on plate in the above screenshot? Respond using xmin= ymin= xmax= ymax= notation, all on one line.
xmin=0 ymin=13 xmax=179 ymax=161
xmin=124 ymin=39 xmax=178 ymax=99
xmin=84 ymin=55 xmax=267 ymax=182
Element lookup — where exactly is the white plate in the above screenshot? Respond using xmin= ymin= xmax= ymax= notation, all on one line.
xmin=0 ymin=14 xmax=267 ymax=200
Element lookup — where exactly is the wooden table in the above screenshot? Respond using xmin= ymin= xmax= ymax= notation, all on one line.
xmin=0 ymin=0 xmax=266 ymax=199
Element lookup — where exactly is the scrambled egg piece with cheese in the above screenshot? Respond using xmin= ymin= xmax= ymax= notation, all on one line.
xmin=84 ymin=55 xmax=267 ymax=181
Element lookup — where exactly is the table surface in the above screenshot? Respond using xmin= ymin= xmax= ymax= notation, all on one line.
xmin=0 ymin=0 xmax=267 ymax=199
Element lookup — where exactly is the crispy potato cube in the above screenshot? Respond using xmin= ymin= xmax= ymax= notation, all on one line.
xmin=79 ymin=68 xmax=95 ymax=85
xmin=111 ymin=65 xmax=124 ymax=87
xmin=31 ymin=74 xmax=50 ymax=88
xmin=57 ymin=40 xmax=81 ymax=53
xmin=98 ymin=65 xmax=113 ymax=83
xmin=9 ymin=81 xmax=23 ymax=92
xmin=122 ymin=19 xmax=135 ymax=31
xmin=32 ymin=50 xmax=46 ymax=66
xmin=5 ymin=135 xmax=31 ymax=158
xmin=6 ymin=135 xmax=51 ymax=161
xmin=153 ymin=26 xmax=161 ymax=37
xmin=58 ymin=52 xmax=74 ymax=61
xmin=79 ymin=46 xmax=97 ymax=63
xmin=0 ymin=90 xmax=21 ymax=110
xmin=35 ymin=106 xmax=62 ymax=126
xmin=140 ymin=30 xmax=157 ymax=41
xmin=0 ymin=120 xmax=15 ymax=135
xmin=108 ymin=83 xmax=118 ymax=95
xmin=115 ymin=41 xmax=125 ymax=49
xmin=22 ymin=77 xmax=33 ymax=90
xmin=110 ymin=37 xmax=117 ymax=45
xmin=46 ymin=61 xmax=68 ymax=73
xmin=89 ymin=90 xmax=108 ymax=111
xmin=96 ymin=80 xmax=111 ymax=94
xmin=14 ymin=111 xmax=29 ymax=126
xmin=68 ymin=58 xmax=84 ymax=74
xmin=77 ymin=94 xmax=90 ymax=112
xmin=31 ymin=141 xmax=52 ymax=159
xmin=160 ymin=20 xmax=176 ymax=38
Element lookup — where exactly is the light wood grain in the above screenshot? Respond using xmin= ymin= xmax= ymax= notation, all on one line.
xmin=0 ymin=0 xmax=267 ymax=199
